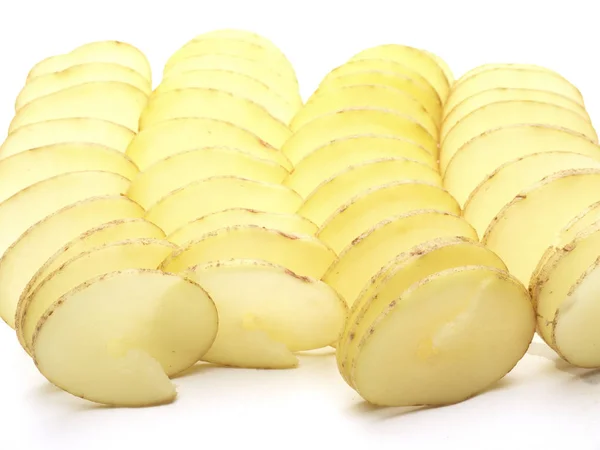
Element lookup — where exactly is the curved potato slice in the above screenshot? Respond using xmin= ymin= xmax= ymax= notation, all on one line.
xmin=182 ymin=259 xmax=346 ymax=368
xmin=32 ymin=269 xmax=218 ymax=406
xmin=160 ymin=225 xmax=336 ymax=279
xmin=317 ymin=182 xmax=461 ymax=253
xmin=145 ymin=176 xmax=302 ymax=235
xmin=350 ymin=266 xmax=534 ymax=406
xmin=556 ymin=201 xmax=600 ymax=248
xmin=322 ymin=210 xmax=477 ymax=305
xmin=167 ymin=209 xmax=317 ymax=246
xmin=190 ymin=29 xmax=290 ymax=56
xmin=456 ymin=63 xmax=566 ymax=86
xmin=424 ymin=50 xmax=454 ymax=84
xmin=127 ymin=147 xmax=288 ymax=209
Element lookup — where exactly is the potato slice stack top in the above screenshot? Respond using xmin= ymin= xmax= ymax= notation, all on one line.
xmin=441 ymin=63 xmax=600 ymax=369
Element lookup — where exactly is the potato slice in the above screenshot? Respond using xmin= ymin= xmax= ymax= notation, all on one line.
xmin=282 ymin=109 xmax=437 ymax=166
xmin=317 ymin=182 xmax=461 ymax=253
xmin=464 ymin=152 xmax=600 ymax=237
xmin=161 ymin=225 xmax=336 ymax=279
xmin=482 ymin=169 xmax=600 ymax=285
xmin=16 ymin=62 xmax=151 ymax=110
xmin=127 ymin=147 xmax=288 ymax=209
xmin=0 ymin=117 xmax=135 ymax=160
xmin=181 ymin=259 xmax=346 ymax=368
xmin=556 ymin=201 xmax=600 ymax=247
xmin=9 ymin=82 xmax=148 ymax=134
xmin=298 ymin=158 xmax=441 ymax=225
xmin=350 ymin=266 xmax=535 ymax=406
xmin=455 ymin=63 xmax=566 ymax=86
xmin=145 ymin=176 xmax=302 ymax=235
xmin=0 ymin=143 xmax=138 ymax=203
xmin=0 ymin=194 xmax=143 ymax=327
xmin=125 ymin=117 xmax=291 ymax=171
xmin=424 ymin=50 xmax=454 ymax=84
xmin=443 ymin=125 xmax=600 ymax=206
xmin=190 ymin=29 xmax=292 ymax=59
xmin=440 ymin=101 xmax=599 ymax=173
xmin=167 ymin=209 xmax=317 ymax=246
xmin=33 ymin=269 xmax=218 ymax=406
xmin=322 ymin=210 xmax=477 ymax=305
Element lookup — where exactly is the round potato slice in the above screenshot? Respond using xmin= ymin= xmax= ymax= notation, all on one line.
xmin=424 ymin=50 xmax=454 ymax=84
xmin=455 ymin=63 xmax=566 ymax=86
xmin=160 ymin=225 xmax=336 ymax=279
xmin=9 ymin=82 xmax=148 ymax=134
xmin=182 ymin=259 xmax=346 ymax=369
xmin=350 ymin=266 xmax=535 ymax=406
xmin=190 ymin=29 xmax=291 ymax=57
xmin=127 ymin=147 xmax=288 ymax=209
xmin=555 ymin=201 xmax=600 ymax=248
xmin=32 ymin=269 xmax=218 ymax=407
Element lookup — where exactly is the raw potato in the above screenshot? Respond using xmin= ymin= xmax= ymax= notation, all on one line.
xmin=190 ymin=29 xmax=293 ymax=61
xmin=455 ymin=63 xmax=565 ymax=85
xmin=9 ymin=82 xmax=148 ymax=134
xmin=160 ymin=225 xmax=337 ymax=279
xmin=350 ymin=266 xmax=535 ymax=406
xmin=33 ymin=270 xmax=218 ymax=407
xmin=181 ymin=259 xmax=347 ymax=368
xmin=424 ymin=50 xmax=454 ymax=84
xmin=144 ymin=177 xmax=303 ymax=235
xmin=555 ymin=201 xmax=600 ymax=247
xmin=127 ymin=147 xmax=288 ymax=209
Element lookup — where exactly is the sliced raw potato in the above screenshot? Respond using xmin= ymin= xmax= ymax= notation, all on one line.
xmin=145 ymin=177 xmax=302 ymax=235
xmin=0 ymin=194 xmax=143 ymax=327
xmin=32 ymin=269 xmax=218 ymax=407
xmin=167 ymin=209 xmax=317 ymax=246
xmin=456 ymin=64 xmax=565 ymax=85
xmin=191 ymin=29 xmax=290 ymax=56
xmin=9 ymin=82 xmax=148 ymax=134
xmin=322 ymin=210 xmax=477 ymax=305
xmin=556 ymin=201 xmax=600 ymax=247
xmin=0 ymin=118 xmax=135 ymax=160
xmin=282 ymin=109 xmax=437 ymax=165
xmin=440 ymin=101 xmax=599 ymax=173
xmin=127 ymin=147 xmax=288 ymax=209
xmin=464 ymin=152 xmax=600 ymax=237
xmin=20 ymin=238 xmax=175 ymax=354
xmin=285 ymin=135 xmax=436 ymax=197
xmin=482 ymin=169 xmax=600 ymax=286
xmin=181 ymin=259 xmax=346 ymax=368
xmin=0 ymin=143 xmax=138 ymax=203
xmin=424 ymin=50 xmax=454 ymax=84
xmin=350 ymin=266 xmax=535 ymax=406
xmin=298 ymin=158 xmax=441 ymax=225
xmin=16 ymin=62 xmax=151 ymax=110
xmin=443 ymin=125 xmax=600 ymax=206
xmin=161 ymin=225 xmax=336 ymax=279
xmin=317 ymin=182 xmax=461 ymax=253
xmin=125 ymin=117 xmax=291 ymax=171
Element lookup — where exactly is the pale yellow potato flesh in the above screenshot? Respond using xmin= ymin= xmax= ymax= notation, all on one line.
xmin=424 ymin=50 xmax=454 ymax=84
xmin=33 ymin=269 xmax=218 ymax=406
xmin=482 ymin=169 xmax=600 ymax=286
xmin=0 ymin=118 xmax=135 ymax=160
xmin=322 ymin=210 xmax=477 ymax=305
xmin=0 ymin=194 xmax=143 ymax=328
xmin=125 ymin=117 xmax=291 ymax=171
xmin=145 ymin=177 xmax=302 ymax=235
xmin=298 ymin=158 xmax=441 ymax=225
xmin=167 ymin=209 xmax=317 ymax=246
xmin=9 ymin=82 xmax=148 ymax=134
xmin=455 ymin=64 xmax=565 ymax=87
xmin=464 ymin=152 xmax=600 ymax=237
xmin=190 ymin=29 xmax=291 ymax=57
xmin=317 ymin=183 xmax=461 ymax=254
xmin=557 ymin=201 xmax=600 ymax=247
xmin=127 ymin=147 xmax=288 ymax=209
xmin=182 ymin=259 xmax=347 ymax=368
xmin=351 ymin=266 xmax=535 ymax=406
xmin=160 ymin=225 xmax=336 ymax=279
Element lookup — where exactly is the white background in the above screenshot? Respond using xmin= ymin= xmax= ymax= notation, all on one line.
xmin=1 ymin=0 xmax=600 ymax=449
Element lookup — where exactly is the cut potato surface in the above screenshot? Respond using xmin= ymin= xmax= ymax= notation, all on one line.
xmin=127 ymin=147 xmax=288 ymax=209
xmin=350 ymin=266 xmax=535 ymax=406
xmin=556 ymin=201 xmax=600 ymax=248
xmin=33 ymin=269 xmax=218 ymax=406
xmin=424 ymin=50 xmax=454 ymax=84
xmin=182 ymin=259 xmax=346 ymax=368
xmin=190 ymin=29 xmax=291 ymax=58
xmin=145 ymin=177 xmax=302 ymax=235
xmin=161 ymin=225 xmax=336 ymax=279
xmin=317 ymin=182 xmax=461 ymax=253
xmin=456 ymin=64 xmax=566 ymax=86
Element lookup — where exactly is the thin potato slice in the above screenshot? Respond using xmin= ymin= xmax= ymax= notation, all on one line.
xmin=350 ymin=266 xmax=535 ymax=406
xmin=160 ymin=225 xmax=336 ymax=279
xmin=424 ymin=50 xmax=454 ymax=84
xmin=557 ymin=201 xmax=600 ymax=247
xmin=190 ymin=29 xmax=291 ymax=57
xmin=317 ymin=182 xmax=461 ymax=253
xmin=125 ymin=117 xmax=291 ymax=171
xmin=33 ymin=269 xmax=218 ymax=406
xmin=127 ymin=147 xmax=288 ymax=209
xmin=9 ymin=82 xmax=148 ymax=134
xmin=182 ymin=259 xmax=346 ymax=368
xmin=456 ymin=64 xmax=566 ymax=86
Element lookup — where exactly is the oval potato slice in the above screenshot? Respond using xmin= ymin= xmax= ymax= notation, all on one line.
xmin=190 ymin=29 xmax=291 ymax=59
xmin=32 ymin=269 xmax=218 ymax=406
xmin=455 ymin=63 xmax=566 ymax=87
